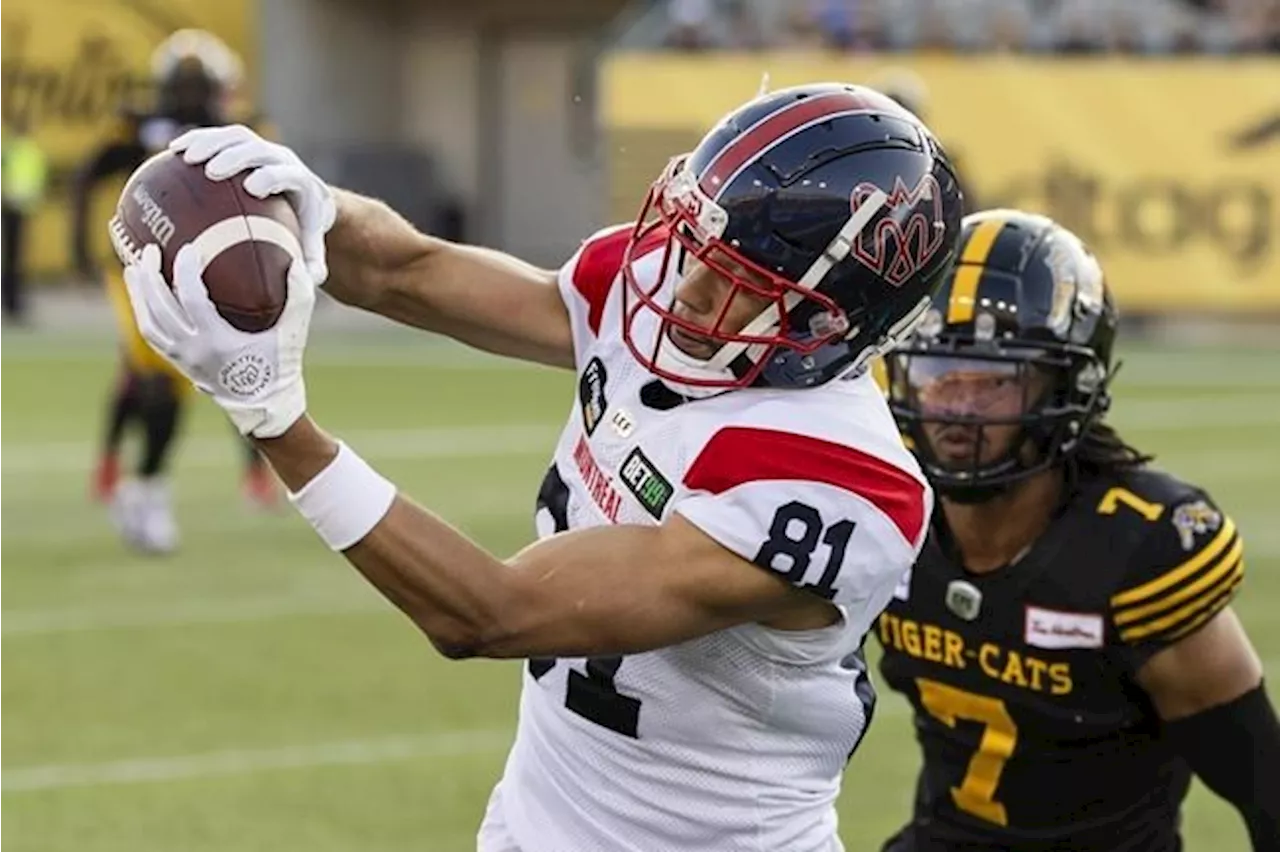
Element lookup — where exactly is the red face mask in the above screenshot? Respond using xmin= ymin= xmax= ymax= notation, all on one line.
xmin=620 ymin=157 xmax=850 ymax=394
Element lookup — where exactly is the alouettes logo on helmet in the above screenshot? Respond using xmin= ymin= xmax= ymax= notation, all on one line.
xmin=850 ymin=174 xmax=946 ymax=287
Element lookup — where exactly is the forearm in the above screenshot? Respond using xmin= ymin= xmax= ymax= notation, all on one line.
xmin=323 ymin=189 xmax=573 ymax=367
xmin=321 ymin=189 xmax=432 ymax=314
xmin=347 ymin=498 xmax=516 ymax=659
xmin=254 ymin=416 xmax=515 ymax=658
xmin=255 ymin=419 xmax=769 ymax=661
xmin=1165 ymin=682 xmax=1280 ymax=851
xmin=262 ymin=449 xmax=668 ymax=659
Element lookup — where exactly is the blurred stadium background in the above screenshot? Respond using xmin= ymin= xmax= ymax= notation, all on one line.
xmin=3 ymin=1 xmax=1278 ymax=850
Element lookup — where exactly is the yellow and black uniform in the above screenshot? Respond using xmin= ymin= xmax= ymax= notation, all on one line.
xmin=73 ymin=105 xmax=274 ymax=374
xmin=877 ymin=468 xmax=1242 ymax=852
xmin=75 ymin=28 xmax=279 ymax=511
xmin=74 ymin=106 xmax=277 ymax=500
xmin=72 ymin=109 xmax=218 ymax=381
xmin=73 ymin=108 xmax=271 ymax=377
xmin=880 ymin=209 xmax=1278 ymax=852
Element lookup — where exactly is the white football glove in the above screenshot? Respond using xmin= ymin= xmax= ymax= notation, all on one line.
xmin=170 ymin=125 xmax=336 ymax=285
xmin=122 ymin=243 xmax=314 ymax=438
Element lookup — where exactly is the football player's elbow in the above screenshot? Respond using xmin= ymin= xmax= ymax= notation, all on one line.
xmin=428 ymin=631 xmax=480 ymax=660
xmin=415 ymin=593 xmax=524 ymax=661
xmin=418 ymin=615 xmax=490 ymax=661
xmin=425 ymin=620 xmax=527 ymax=661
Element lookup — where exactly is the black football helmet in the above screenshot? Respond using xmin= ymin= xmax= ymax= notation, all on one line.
xmin=151 ymin=30 xmax=243 ymax=124
xmin=886 ymin=209 xmax=1117 ymax=502
xmin=620 ymin=82 xmax=964 ymax=394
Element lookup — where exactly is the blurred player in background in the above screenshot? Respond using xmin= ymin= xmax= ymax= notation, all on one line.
xmin=2 ymin=114 xmax=49 ymax=325
xmin=71 ymin=29 xmax=278 ymax=554
xmin=876 ymin=209 xmax=1279 ymax=852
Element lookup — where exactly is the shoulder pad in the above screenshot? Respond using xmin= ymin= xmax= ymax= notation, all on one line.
xmin=555 ymin=224 xmax=644 ymax=363
xmin=1080 ymin=467 xmax=1201 ymax=529
xmin=1108 ymin=479 xmax=1242 ymax=654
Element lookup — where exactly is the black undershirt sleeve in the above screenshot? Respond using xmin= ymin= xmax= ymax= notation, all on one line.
xmin=1164 ymin=681 xmax=1280 ymax=852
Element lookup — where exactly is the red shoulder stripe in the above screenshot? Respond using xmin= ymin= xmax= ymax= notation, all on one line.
xmin=570 ymin=226 xmax=666 ymax=335
xmin=570 ymin=227 xmax=628 ymax=335
xmin=683 ymin=426 xmax=926 ymax=544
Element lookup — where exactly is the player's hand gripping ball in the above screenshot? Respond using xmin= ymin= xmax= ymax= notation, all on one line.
xmin=111 ymin=144 xmax=320 ymax=439
xmin=109 ymin=148 xmax=303 ymax=332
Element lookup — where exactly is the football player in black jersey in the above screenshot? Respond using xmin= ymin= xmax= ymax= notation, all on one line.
xmin=71 ymin=30 xmax=278 ymax=552
xmin=875 ymin=209 xmax=1279 ymax=852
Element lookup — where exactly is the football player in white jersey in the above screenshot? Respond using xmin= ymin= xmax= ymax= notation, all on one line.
xmin=118 ymin=83 xmax=965 ymax=851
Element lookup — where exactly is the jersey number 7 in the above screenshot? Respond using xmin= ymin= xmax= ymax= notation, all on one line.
xmin=916 ymin=678 xmax=1019 ymax=826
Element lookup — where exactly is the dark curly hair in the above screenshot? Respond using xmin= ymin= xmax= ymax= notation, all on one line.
xmin=1072 ymin=420 xmax=1154 ymax=477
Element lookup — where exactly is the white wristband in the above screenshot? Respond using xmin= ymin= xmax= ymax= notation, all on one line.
xmin=288 ymin=441 xmax=397 ymax=551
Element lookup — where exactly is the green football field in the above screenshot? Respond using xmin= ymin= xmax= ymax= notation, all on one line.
xmin=4 ymin=326 xmax=1278 ymax=852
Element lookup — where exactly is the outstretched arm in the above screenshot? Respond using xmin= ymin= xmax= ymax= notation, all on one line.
xmin=322 ymin=190 xmax=574 ymax=369
xmin=254 ymin=416 xmax=831 ymax=660
xmin=127 ymin=125 xmax=898 ymax=662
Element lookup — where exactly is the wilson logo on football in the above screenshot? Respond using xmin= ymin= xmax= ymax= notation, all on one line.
xmin=849 ymin=175 xmax=945 ymax=286
xmin=131 ymin=183 xmax=177 ymax=248
xmin=219 ymin=353 xmax=274 ymax=398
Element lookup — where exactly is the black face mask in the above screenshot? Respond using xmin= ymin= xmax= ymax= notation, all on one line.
xmin=888 ymin=342 xmax=1110 ymax=499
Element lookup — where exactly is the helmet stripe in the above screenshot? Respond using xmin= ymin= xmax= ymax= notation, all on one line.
xmin=697 ymin=90 xmax=881 ymax=200
xmin=945 ymin=218 xmax=1007 ymax=323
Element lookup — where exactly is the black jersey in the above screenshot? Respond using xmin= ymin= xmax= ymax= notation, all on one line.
xmin=876 ymin=467 xmax=1244 ymax=852
xmin=70 ymin=108 xmax=268 ymax=274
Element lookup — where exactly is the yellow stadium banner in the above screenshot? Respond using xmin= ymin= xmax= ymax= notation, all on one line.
xmin=602 ymin=54 xmax=1280 ymax=314
xmin=1 ymin=0 xmax=256 ymax=277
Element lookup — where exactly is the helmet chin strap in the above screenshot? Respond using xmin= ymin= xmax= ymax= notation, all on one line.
xmin=652 ymin=335 xmax=739 ymax=399
xmin=651 ymin=296 xmax=795 ymax=398
xmin=937 ymin=480 xmax=1014 ymax=505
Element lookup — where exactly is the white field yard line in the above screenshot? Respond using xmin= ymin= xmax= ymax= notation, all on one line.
xmin=2 ymin=424 xmax=563 ymax=474
xmin=3 ymin=504 xmax=1277 ymax=636
xmin=1 ymin=394 xmax=1274 ymax=477
xmin=1 ymin=729 xmax=515 ymax=794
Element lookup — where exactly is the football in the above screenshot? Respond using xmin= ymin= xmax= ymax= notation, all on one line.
xmin=108 ymin=149 xmax=302 ymax=333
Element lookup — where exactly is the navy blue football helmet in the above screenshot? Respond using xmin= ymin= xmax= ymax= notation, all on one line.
xmin=621 ymin=82 xmax=965 ymax=392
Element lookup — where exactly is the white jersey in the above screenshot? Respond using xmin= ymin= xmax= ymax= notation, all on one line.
xmin=482 ymin=226 xmax=932 ymax=852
